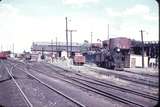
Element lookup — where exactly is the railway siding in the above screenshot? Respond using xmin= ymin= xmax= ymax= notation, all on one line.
xmin=5 ymin=60 xmax=128 ymax=107
xmin=2 ymin=59 xmax=159 ymax=107
xmin=44 ymin=62 xmax=159 ymax=96
xmin=28 ymin=62 xmax=158 ymax=107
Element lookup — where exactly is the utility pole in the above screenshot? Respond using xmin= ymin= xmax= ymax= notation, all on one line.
xmin=56 ymin=37 xmax=57 ymax=53
xmin=12 ymin=44 xmax=14 ymax=54
xmin=140 ymin=30 xmax=144 ymax=68
xmin=41 ymin=47 xmax=44 ymax=59
xmin=51 ymin=40 xmax=53 ymax=54
xmin=12 ymin=43 xmax=14 ymax=57
xmin=68 ymin=30 xmax=76 ymax=57
xmin=1 ymin=44 xmax=2 ymax=52
xmin=55 ymin=37 xmax=58 ymax=59
xmin=51 ymin=39 xmax=53 ymax=62
xmin=91 ymin=32 xmax=93 ymax=51
xmin=108 ymin=24 xmax=110 ymax=49
xmin=108 ymin=24 xmax=109 ymax=40
xmin=65 ymin=17 xmax=69 ymax=57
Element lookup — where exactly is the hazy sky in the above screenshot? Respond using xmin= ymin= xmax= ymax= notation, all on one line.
xmin=0 ymin=0 xmax=159 ymax=53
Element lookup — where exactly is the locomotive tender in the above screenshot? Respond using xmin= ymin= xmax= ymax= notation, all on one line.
xmin=95 ymin=37 xmax=131 ymax=70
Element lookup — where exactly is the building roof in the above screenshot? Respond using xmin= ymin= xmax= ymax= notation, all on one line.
xmin=33 ymin=42 xmax=82 ymax=46
xmin=31 ymin=41 xmax=82 ymax=52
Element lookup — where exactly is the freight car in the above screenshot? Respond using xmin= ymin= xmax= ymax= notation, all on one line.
xmin=0 ymin=52 xmax=7 ymax=59
xmin=73 ymin=53 xmax=85 ymax=65
xmin=95 ymin=37 xmax=131 ymax=70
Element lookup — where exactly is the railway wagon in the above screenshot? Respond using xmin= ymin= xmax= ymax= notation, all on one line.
xmin=73 ymin=53 xmax=85 ymax=65
xmin=0 ymin=52 xmax=7 ymax=59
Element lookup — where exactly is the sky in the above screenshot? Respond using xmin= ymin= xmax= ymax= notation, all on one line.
xmin=0 ymin=0 xmax=159 ymax=53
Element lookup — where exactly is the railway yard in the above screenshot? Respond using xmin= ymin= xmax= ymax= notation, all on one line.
xmin=0 ymin=0 xmax=159 ymax=106
xmin=0 ymin=58 xmax=159 ymax=107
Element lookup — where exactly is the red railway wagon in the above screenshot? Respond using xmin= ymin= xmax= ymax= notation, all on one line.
xmin=73 ymin=53 xmax=85 ymax=65
xmin=0 ymin=52 xmax=7 ymax=59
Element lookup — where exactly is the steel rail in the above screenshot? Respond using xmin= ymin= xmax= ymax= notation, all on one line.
xmin=85 ymin=64 xmax=159 ymax=78
xmin=8 ymin=60 xmax=159 ymax=101
xmin=40 ymin=62 xmax=158 ymax=100
xmin=121 ymin=68 xmax=159 ymax=77
xmin=69 ymin=75 xmax=158 ymax=101
xmin=7 ymin=61 xmax=144 ymax=107
xmin=28 ymin=65 xmax=146 ymax=107
xmin=40 ymin=62 xmax=159 ymax=94
xmin=40 ymin=63 xmax=159 ymax=105
xmin=84 ymin=65 xmax=158 ymax=88
xmin=7 ymin=60 xmax=157 ymax=107
xmin=6 ymin=61 xmax=87 ymax=107
xmin=6 ymin=60 xmax=86 ymax=107
xmin=14 ymin=66 xmax=86 ymax=107
xmin=2 ymin=62 xmax=33 ymax=107
xmin=42 ymin=62 xmax=158 ymax=91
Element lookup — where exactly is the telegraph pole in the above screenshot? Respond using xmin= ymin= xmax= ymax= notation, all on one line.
xmin=55 ymin=37 xmax=58 ymax=58
xmin=1 ymin=44 xmax=2 ymax=52
xmin=68 ymin=30 xmax=76 ymax=57
xmin=65 ymin=17 xmax=69 ymax=57
xmin=108 ymin=24 xmax=110 ymax=49
xmin=91 ymin=32 xmax=93 ymax=51
xmin=108 ymin=24 xmax=109 ymax=40
xmin=56 ymin=37 xmax=57 ymax=52
xmin=91 ymin=32 xmax=93 ymax=44
xmin=140 ymin=30 xmax=144 ymax=68
xmin=12 ymin=44 xmax=14 ymax=54
xmin=51 ymin=40 xmax=53 ymax=54
xmin=51 ymin=39 xmax=53 ymax=62
xmin=12 ymin=43 xmax=14 ymax=57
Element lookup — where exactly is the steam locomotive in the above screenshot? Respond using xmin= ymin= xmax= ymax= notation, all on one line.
xmin=95 ymin=47 xmax=124 ymax=70
xmin=88 ymin=37 xmax=131 ymax=70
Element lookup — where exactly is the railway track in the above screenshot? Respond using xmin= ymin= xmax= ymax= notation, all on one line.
xmin=123 ymin=69 xmax=158 ymax=78
xmin=70 ymin=74 xmax=158 ymax=101
xmin=40 ymin=62 xmax=158 ymax=94
xmin=3 ymin=61 xmax=86 ymax=107
xmin=2 ymin=62 xmax=33 ymax=107
xmin=25 ymin=62 xmax=158 ymax=107
xmin=8 ymin=59 xmax=159 ymax=96
xmin=6 ymin=60 xmax=158 ymax=106
xmin=84 ymin=65 xmax=158 ymax=88
xmin=27 ymin=61 xmax=159 ymax=100
xmin=43 ymin=63 xmax=159 ymax=99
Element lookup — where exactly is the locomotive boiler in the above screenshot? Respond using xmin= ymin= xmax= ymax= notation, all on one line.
xmin=95 ymin=37 xmax=131 ymax=70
